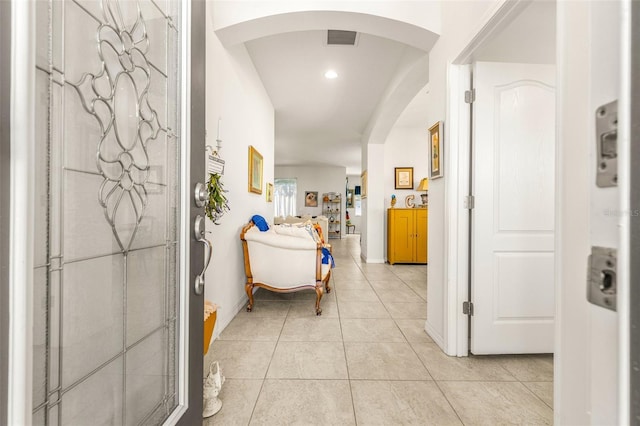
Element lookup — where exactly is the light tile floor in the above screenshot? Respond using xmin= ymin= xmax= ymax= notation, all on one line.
xmin=204 ymin=235 xmax=553 ymax=425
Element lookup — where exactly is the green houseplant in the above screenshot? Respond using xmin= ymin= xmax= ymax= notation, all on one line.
xmin=205 ymin=173 xmax=230 ymax=224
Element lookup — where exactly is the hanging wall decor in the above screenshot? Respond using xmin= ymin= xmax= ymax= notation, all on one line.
xmin=429 ymin=121 xmax=444 ymax=179
xmin=361 ymin=170 xmax=368 ymax=199
xmin=305 ymin=191 xmax=318 ymax=207
xmin=266 ymin=183 xmax=274 ymax=202
xmin=248 ymin=145 xmax=263 ymax=194
xmin=394 ymin=167 xmax=414 ymax=189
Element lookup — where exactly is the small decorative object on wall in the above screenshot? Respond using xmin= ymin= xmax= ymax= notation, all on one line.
xmin=206 ymin=144 xmax=226 ymax=176
xmin=395 ymin=167 xmax=414 ymax=189
xmin=205 ymin=173 xmax=230 ymax=225
xmin=429 ymin=121 xmax=444 ymax=179
xmin=346 ymin=189 xmax=354 ymax=208
xmin=305 ymin=191 xmax=318 ymax=207
xmin=405 ymin=194 xmax=415 ymax=208
xmin=266 ymin=183 xmax=274 ymax=202
xmin=361 ymin=170 xmax=368 ymax=199
xmin=248 ymin=146 xmax=263 ymax=194
xmin=207 ymin=154 xmax=225 ymax=176
xmin=390 ymin=194 xmax=397 ymax=208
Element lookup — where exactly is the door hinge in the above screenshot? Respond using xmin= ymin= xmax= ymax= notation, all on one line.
xmin=462 ymin=301 xmax=474 ymax=316
xmin=464 ymin=195 xmax=475 ymax=210
xmin=464 ymin=89 xmax=476 ymax=104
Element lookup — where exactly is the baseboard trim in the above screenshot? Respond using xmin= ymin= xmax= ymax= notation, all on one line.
xmin=425 ymin=320 xmax=447 ymax=352
xmin=211 ymin=295 xmax=248 ymax=342
xmin=360 ymin=254 xmax=385 ymax=264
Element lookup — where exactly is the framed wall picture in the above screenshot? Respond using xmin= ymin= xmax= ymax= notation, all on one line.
xmin=346 ymin=188 xmax=354 ymax=208
xmin=305 ymin=191 xmax=318 ymax=207
xmin=394 ymin=167 xmax=414 ymax=189
xmin=361 ymin=170 xmax=368 ymax=199
xmin=248 ymin=146 xmax=263 ymax=194
xmin=266 ymin=183 xmax=274 ymax=202
xmin=429 ymin=121 xmax=444 ymax=179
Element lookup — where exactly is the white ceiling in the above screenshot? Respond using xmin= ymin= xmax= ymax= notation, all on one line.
xmin=242 ymin=1 xmax=555 ymax=175
xmin=245 ymin=30 xmax=425 ymax=174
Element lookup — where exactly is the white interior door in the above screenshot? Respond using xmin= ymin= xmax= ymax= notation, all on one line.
xmin=471 ymin=62 xmax=555 ymax=354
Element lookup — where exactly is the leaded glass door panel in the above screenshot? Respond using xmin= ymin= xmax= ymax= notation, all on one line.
xmin=32 ymin=1 xmax=204 ymax=424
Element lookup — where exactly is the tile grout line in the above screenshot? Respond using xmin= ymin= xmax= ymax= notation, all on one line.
xmin=245 ymin=302 xmax=290 ymax=425
xmin=513 ymin=358 xmax=555 ymax=411
xmin=402 ymin=329 xmax=467 ymax=423
xmin=518 ymin=380 xmax=555 ymax=411
xmin=338 ymin=252 xmax=361 ymax=425
xmin=431 ymin=379 xmax=468 ymax=425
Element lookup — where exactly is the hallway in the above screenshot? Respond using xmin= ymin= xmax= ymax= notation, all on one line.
xmin=204 ymin=235 xmax=553 ymax=425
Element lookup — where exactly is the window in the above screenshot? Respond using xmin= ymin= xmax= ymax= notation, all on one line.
xmin=274 ymin=178 xmax=297 ymax=217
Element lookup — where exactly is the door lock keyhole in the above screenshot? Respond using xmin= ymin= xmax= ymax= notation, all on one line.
xmin=599 ymin=269 xmax=616 ymax=294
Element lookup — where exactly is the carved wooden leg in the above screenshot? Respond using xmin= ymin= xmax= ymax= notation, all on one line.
xmin=315 ymin=284 xmax=324 ymax=316
xmin=324 ymin=270 xmax=332 ymax=293
xmin=245 ymin=282 xmax=254 ymax=312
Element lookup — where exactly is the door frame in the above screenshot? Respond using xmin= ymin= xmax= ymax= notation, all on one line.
xmin=441 ymin=0 xmax=534 ymax=358
xmin=623 ymin=0 xmax=636 ymax=421
xmin=7 ymin=0 xmax=35 ymax=424
xmin=173 ymin=0 xmax=206 ymax=424
xmin=1 ymin=0 xmax=12 ymax=424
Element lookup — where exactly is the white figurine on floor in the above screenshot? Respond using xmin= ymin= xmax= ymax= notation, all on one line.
xmin=203 ymin=361 xmax=225 ymax=418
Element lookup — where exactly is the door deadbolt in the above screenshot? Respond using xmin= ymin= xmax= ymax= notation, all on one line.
xmin=194 ymin=182 xmax=207 ymax=208
xmin=587 ymin=246 xmax=617 ymax=311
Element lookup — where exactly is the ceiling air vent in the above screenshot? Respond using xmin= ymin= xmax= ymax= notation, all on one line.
xmin=327 ymin=30 xmax=357 ymax=46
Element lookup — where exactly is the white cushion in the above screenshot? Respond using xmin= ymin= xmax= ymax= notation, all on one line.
xmin=273 ymin=223 xmax=315 ymax=240
xmin=245 ymin=226 xmax=316 ymax=250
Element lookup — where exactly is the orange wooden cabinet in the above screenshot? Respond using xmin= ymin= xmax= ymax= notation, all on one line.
xmin=387 ymin=208 xmax=428 ymax=264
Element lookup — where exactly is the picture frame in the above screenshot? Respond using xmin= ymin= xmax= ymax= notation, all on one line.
xmin=248 ymin=146 xmax=263 ymax=194
xmin=305 ymin=191 xmax=318 ymax=207
xmin=266 ymin=183 xmax=274 ymax=202
xmin=394 ymin=167 xmax=414 ymax=189
xmin=346 ymin=188 xmax=354 ymax=208
xmin=429 ymin=121 xmax=444 ymax=179
xmin=361 ymin=170 xmax=368 ymax=199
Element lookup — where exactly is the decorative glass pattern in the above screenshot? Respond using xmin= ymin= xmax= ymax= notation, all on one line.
xmin=34 ymin=0 xmax=181 ymax=424
xmin=68 ymin=1 xmax=166 ymax=251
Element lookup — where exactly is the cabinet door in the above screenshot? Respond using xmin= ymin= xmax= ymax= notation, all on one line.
xmin=415 ymin=209 xmax=428 ymax=263
xmin=391 ymin=210 xmax=415 ymax=263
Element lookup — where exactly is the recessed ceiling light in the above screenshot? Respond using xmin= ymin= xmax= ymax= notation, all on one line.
xmin=324 ymin=70 xmax=338 ymax=79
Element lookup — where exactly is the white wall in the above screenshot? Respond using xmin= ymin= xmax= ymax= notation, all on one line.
xmin=203 ymin=9 xmax=275 ymax=342
xmin=383 ymin=126 xmax=430 ymax=260
xmin=275 ymin=165 xmax=347 ymax=237
xmin=362 ymin=144 xmax=386 ymax=263
xmin=420 ymin=0 xmax=501 ymax=347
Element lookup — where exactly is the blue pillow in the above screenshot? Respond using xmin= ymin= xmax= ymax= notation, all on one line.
xmin=322 ymin=247 xmax=335 ymax=268
xmin=251 ymin=215 xmax=269 ymax=232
